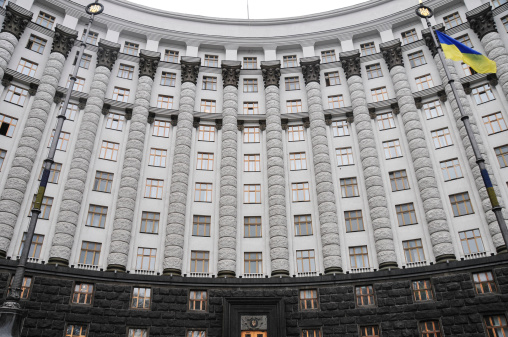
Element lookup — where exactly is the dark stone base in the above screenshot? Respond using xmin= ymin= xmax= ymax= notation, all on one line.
xmin=218 ymin=270 xmax=236 ymax=278
xmin=0 ymin=251 xmax=5 ymax=260
xmin=162 ymin=268 xmax=181 ymax=276
xmin=324 ymin=266 xmax=343 ymax=274
xmin=435 ymin=254 xmax=457 ymax=263
xmin=271 ymin=270 xmax=289 ymax=277
xmin=46 ymin=257 xmax=68 ymax=266
xmin=106 ymin=264 xmax=126 ymax=272
xmin=0 ymin=306 xmax=24 ymax=337
xmin=378 ymin=261 xmax=399 ymax=270
xmin=497 ymin=245 xmax=507 ymax=254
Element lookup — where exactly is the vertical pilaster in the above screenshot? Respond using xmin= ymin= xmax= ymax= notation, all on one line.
xmin=106 ymin=50 xmax=160 ymax=271
xmin=260 ymin=61 xmax=290 ymax=277
xmin=217 ymin=61 xmax=241 ymax=278
xmin=380 ymin=40 xmax=456 ymax=262
xmin=163 ymin=56 xmax=200 ymax=275
xmin=0 ymin=25 xmax=77 ymax=258
xmin=339 ymin=51 xmax=398 ymax=269
xmin=299 ymin=57 xmax=342 ymax=274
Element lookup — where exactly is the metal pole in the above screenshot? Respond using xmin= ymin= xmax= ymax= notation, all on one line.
xmin=424 ymin=17 xmax=508 ymax=250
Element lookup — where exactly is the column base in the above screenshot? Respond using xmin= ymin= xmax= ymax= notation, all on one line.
xmin=163 ymin=268 xmax=181 ymax=276
xmin=217 ymin=270 xmax=236 ymax=278
xmin=47 ymin=257 xmax=69 ymax=266
xmin=496 ymin=245 xmax=507 ymax=254
xmin=106 ymin=264 xmax=126 ymax=272
xmin=379 ymin=262 xmax=399 ymax=270
xmin=324 ymin=267 xmax=343 ymax=274
xmin=271 ymin=270 xmax=289 ymax=277
xmin=435 ymin=254 xmax=457 ymax=263
xmin=0 ymin=304 xmax=25 ymax=337
xmin=0 ymin=251 xmax=5 ymax=259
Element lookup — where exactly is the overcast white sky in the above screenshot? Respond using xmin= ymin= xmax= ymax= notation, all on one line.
xmin=125 ymin=0 xmax=369 ymax=19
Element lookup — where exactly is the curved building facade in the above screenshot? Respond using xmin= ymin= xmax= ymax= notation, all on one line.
xmin=0 ymin=0 xmax=507 ymax=335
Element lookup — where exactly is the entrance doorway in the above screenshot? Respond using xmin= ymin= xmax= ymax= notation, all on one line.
xmin=241 ymin=332 xmax=267 ymax=337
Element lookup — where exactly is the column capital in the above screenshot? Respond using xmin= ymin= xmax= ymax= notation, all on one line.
xmin=1 ymin=3 xmax=33 ymax=40
xmin=139 ymin=49 xmax=161 ymax=80
xmin=300 ymin=56 xmax=321 ymax=85
xmin=221 ymin=60 xmax=242 ymax=88
xmin=380 ymin=39 xmax=403 ymax=71
xmin=52 ymin=24 xmax=78 ymax=58
xmin=422 ymin=24 xmax=445 ymax=58
xmin=467 ymin=4 xmax=497 ymax=40
xmin=260 ymin=60 xmax=281 ymax=88
xmin=97 ymin=39 xmax=120 ymax=71
xmin=339 ymin=50 xmax=361 ymax=79
xmin=180 ymin=56 xmax=201 ymax=85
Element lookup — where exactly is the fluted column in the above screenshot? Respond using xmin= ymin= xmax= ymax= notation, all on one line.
xmin=380 ymin=40 xmax=456 ymax=262
xmin=216 ymin=61 xmax=241 ymax=278
xmin=0 ymin=25 xmax=77 ymax=258
xmin=339 ymin=51 xmax=398 ymax=269
xmin=423 ymin=28 xmax=508 ymax=252
xmin=106 ymin=50 xmax=160 ymax=271
xmin=163 ymin=56 xmax=200 ymax=275
xmin=260 ymin=60 xmax=290 ymax=277
xmin=299 ymin=57 xmax=342 ymax=274
xmin=0 ymin=3 xmax=33 ymax=82
xmin=467 ymin=4 xmax=508 ymax=99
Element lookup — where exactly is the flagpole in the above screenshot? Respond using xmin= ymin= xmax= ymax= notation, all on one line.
xmin=418 ymin=4 xmax=508 ymax=251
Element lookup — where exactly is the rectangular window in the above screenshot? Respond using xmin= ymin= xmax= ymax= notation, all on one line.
xmin=93 ymin=171 xmax=113 ymax=193
xmin=105 ymin=113 xmax=125 ymax=131
xmin=9 ymin=276 xmax=32 ymax=299
xmin=244 ymin=154 xmax=261 ymax=172
xmin=484 ymin=315 xmax=508 ymax=335
xmin=29 ymin=195 xmax=53 ymax=219
xmin=440 ymin=158 xmax=463 ymax=181
xmin=84 ymin=31 xmax=98 ymax=45
xmin=336 ymin=147 xmax=354 ymax=166
xmin=402 ymin=29 xmax=418 ymax=44
xmin=79 ymin=241 xmax=101 ymax=266
xmin=301 ymin=330 xmax=321 ymax=337
xmin=420 ymin=321 xmax=442 ymax=337
xmin=190 ymin=251 xmax=209 ymax=273
xmin=99 ymin=141 xmax=119 ymax=161
xmin=117 ymin=64 xmax=134 ymax=80
xmin=345 ymin=210 xmax=364 ymax=232
xmin=244 ymin=127 xmax=260 ymax=143
xmin=332 ymin=120 xmax=349 ymax=137
xmin=287 ymin=100 xmax=302 ymax=113
xmin=473 ymin=271 xmax=497 ymax=294
xmin=296 ymin=250 xmax=316 ymax=273
xmin=112 ymin=87 xmax=130 ymax=102
xmin=0 ymin=149 xmax=6 ymax=171
xmin=415 ymin=74 xmax=434 ymax=90
xmin=503 ymin=16 xmax=508 ymax=32
xmin=48 ymin=130 xmax=70 ymax=151
xmin=72 ymin=283 xmax=94 ymax=304
xmin=161 ymin=72 xmax=176 ymax=86
xmin=244 ymin=216 xmax=262 ymax=238
xmin=244 ymin=252 xmax=262 ymax=274
xmin=123 ymin=42 xmax=139 ymax=56
xmin=288 ymin=125 xmax=305 ymax=141
xmin=294 ymin=214 xmax=312 ymax=236
xmin=27 ymin=35 xmax=47 ymax=53
xmin=66 ymin=76 xmax=85 ymax=91
xmin=204 ymin=54 xmax=219 ymax=67
xmin=86 ymin=204 xmax=107 ymax=228
xmin=328 ymin=95 xmax=344 ymax=109
xmin=157 ymin=95 xmax=173 ymax=109
xmin=136 ymin=247 xmax=156 ymax=271
xmin=201 ymin=99 xmax=216 ymax=113
xmin=148 ymin=148 xmax=167 ymax=167
xmin=472 ymin=84 xmax=495 ymax=104
xmin=283 ymin=55 xmax=298 ymax=68
xmin=195 ymin=183 xmax=212 ymax=202
xmin=77 ymin=53 xmax=92 ymax=69
xmin=243 ymin=102 xmax=259 ymax=115
xmin=356 ymin=285 xmax=375 ymax=306
xmin=413 ymin=280 xmax=433 ymax=301
xmin=292 ymin=182 xmax=310 ymax=202
xmin=243 ymin=79 xmax=258 ymax=93
xmin=396 ymin=203 xmax=417 ymax=226
xmin=366 ymin=63 xmax=382 ymax=79
xmin=5 ymin=85 xmax=28 ymax=106
xmin=0 ymin=114 xmax=18 ymax=137
xmin=196 ymin=152 xmax=214 ymax=170
xmin=243 ymin=57 xmax=257 ymax=69
xmin=198 ymin=125 xmax=215 ymax=142
xmin=193 ymin=215 xmax=211 ymax=237
xmin=483 ymin=112 xmax=507 ymax=134
xmin=371 ymin=87 xmax=388 ymax=102
xmin=449 ymin=192 xmax=474 ymax=216
xmin=423 ymin=100 xmax=443 ymax=119
xmin=285 ymin=77 xmax=300 ymax=90
xmin=460 ymin=229 xmax=485 ymax=255
xmin=36 ymin=11 xmax=55 ymax=29
xmin=202 ymin=76 xmax=217 ymax=90
xmin=321 ymin=50 xmax=336 ymax=63
xmin=62 ymin=103 xmax=79 ymax=121
xmin=299 ymin=289 xmax=318 ymax=310
xmin=457 ymin=34 xmax=473 ymax=48
xmin=389 ymin=170 xmax=410 ymax=191
xmin=340 ymin=177 xmax=359 ymax=198
xmin=360 ymin=326 xmax=380 ymax=337
xmin=462 ymin=62 xmax=476 ymax=76
xmin=496 ymin=0 xmax=508 ymax=8
xmin=144 ymin=179 xmax=163 ymax=199
xmin=140 ymin=211 xmax=159 ymax=234
xmin=361 ymin=42 xmax=376 ymax=56
xmin=325 ymin=71 xmax=340 ymax=86
xmin=66 ymin=325 xmax=87 ymax=337
xmin=383 ymin=140 xmax=402 ymax=159
xmin=189 ymin=290 xmax=207 ymax=311
xmin=188 ymin=331 xmax=206 ymax=337
xmin=408 ymin=50 xmax=426 ymax=68
xmin=16 ymin=58 xmax=38 ymax=77
xmin=19 ymin=233 xmax=44 ymax=259
xmin=164 ymin=50 xmax=179 ymax=63
xmin=431 ymin=128 xmax=453 ymax=149
xmin=289 ymin=152 xmax=307 ymax=171
xmin=495 ymin=145 xmax=508 ymax=168
xmin=244 ymin=184 xmax=261 ymax=204
xmin=403 ymin=239 xmax=425 ymax=263
xmin=131 ymin=287 xmax=151 ymax=309
xmin=443 ymin=12 xmax=462 ymax=29
xmin=153 ymin=120 xmax=171 ymax=138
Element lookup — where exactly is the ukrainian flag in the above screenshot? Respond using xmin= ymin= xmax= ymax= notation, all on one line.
xmin=436 ymin=30 xmax=497 ymax=74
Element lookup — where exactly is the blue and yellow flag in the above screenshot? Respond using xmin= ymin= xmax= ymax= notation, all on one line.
xmin=436 ymin=30 xmax=496 ymax=74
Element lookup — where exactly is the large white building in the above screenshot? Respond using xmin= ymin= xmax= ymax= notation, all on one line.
xmin=0 ymin=0 xmax=507 ymax=281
